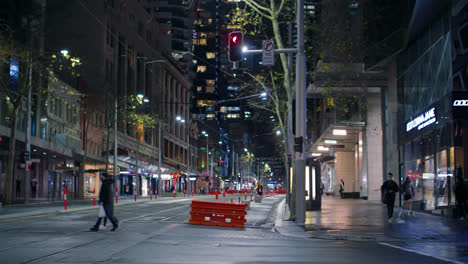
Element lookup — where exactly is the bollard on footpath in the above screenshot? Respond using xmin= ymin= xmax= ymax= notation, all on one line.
xmin=216 ymin=193 xmax=218 ymax=200
xmin=238 ymin=196 xmax=241 ymax=204
xmin=134 ymin=187 xmax=137 ymax=202
xmin=115 ymin=187 xmax=118 ymax=204
xmin=64 ymin=187 xmax=67 ymax=210
xmin=93 ymin=188 xmax=96 ymax=206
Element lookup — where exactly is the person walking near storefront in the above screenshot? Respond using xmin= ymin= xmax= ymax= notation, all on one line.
xmin=455 ymin=174 xmax=468 ymax=219
xmin=381 ymin=173 xmax=399 ymax=223
xmin=90 ymin=174 xmax=119 ymax=232
xmin=339 ymin=179 xmax=344 ymax=198
xmin=400 ymin=176 xmax=415 ymax=216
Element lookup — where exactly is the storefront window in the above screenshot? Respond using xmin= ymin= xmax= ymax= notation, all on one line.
xmin=85 ymin=173 xmax=97 ymax=195
xmin=422 ymin=155 xmax=435 ymax=210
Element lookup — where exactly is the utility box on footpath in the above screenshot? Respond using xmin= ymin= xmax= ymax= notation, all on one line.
xmin=306 ymin=160 xmax=322 ymax=211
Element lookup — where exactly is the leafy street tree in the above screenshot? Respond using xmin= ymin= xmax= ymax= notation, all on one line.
xmin=0 ymin=22 xmax=82 ymax=204
xmin=226 ymin=0 xmax=298 ymax=218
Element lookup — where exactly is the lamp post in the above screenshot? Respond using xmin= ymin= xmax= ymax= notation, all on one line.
xmin=142 ymin=59 xmax=166 ymax=195
xmin=176 ymin=115 xmax=189 ymax=193
xmin=134 ymin=94 xmax=149 ymax=198
xmin=202 ymin=132 xmax=209 ymax=174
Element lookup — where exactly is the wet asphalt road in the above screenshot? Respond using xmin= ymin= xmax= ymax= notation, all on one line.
xmin=0 ymin=196 xmax=459 ymax=264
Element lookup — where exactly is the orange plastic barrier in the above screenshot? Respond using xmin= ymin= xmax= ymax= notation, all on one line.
xmin=189 ymin=200 xmax=248 ymax=228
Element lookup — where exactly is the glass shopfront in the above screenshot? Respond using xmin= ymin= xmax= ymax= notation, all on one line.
xmin=401 ymin=112 xmax=455 ymax=211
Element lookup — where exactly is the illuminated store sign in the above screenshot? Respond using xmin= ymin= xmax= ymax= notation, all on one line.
xmin=453 ymin=100 xmax=468 ymax=106
xmin=452 ymin=92 xmax=468 ymax=119
xmin=406 ymin=107 xmax=436 ymax=132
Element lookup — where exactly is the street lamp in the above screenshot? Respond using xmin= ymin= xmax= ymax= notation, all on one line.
xmin=204 ymin=133 xmax=209 ymax=174
xmin=175 ymin=115 xmax=190 ymax=173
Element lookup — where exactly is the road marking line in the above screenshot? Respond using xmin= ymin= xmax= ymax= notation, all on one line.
xmin=379 ymin=242 xmax=464 ymax=264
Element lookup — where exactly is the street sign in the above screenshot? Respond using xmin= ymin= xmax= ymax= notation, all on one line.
xmin=23 ymin=151 xmax=30 ymax=161
xmin=262 ymin=40 xmax=275 ymax=66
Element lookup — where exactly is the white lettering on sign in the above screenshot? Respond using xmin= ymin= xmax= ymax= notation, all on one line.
xmin=406 ymin=107 xmax=436 ymax=132
xmin=453 ymin=100 xmax=468 ymax=106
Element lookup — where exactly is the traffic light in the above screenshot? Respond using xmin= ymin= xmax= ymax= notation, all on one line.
xmin=228 ymin=31 xmax=243 ymax=62
xmin=294 ymin=136 xmax=303 ymax=153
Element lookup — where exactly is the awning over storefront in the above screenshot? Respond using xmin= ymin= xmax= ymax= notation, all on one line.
xmin=308 ymin=122 xmax=365 ymax=160
xmin=201 ymin=171 xmax=212 ymax=177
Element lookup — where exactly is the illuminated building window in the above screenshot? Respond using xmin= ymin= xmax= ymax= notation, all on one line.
xmin=193 ymin=39 xmax=207 ymax=45
xmin=200 ymin=33 xmax=207 ymax=38
xmin=197 ymin=65 xmax=207 ymax=72
xmin=207 ymin=19 xmax=212 ymax=24
xmin=220 ymin=107 xmax=227 ymax=113
xmin=206 ymin=80 xmax=215 ymax=86
xmin=197 ymin=86 xmax=203 ymax=92
xmin=197 ymin=100 xmax=215 ymax=107
xmin=206 ymin=114 xmax=215 ymax=120
xmin=206 ymin=52 xmax=215 ymax=59
xmin=206 ymin=86 xmax=215 ymax=93
xmin=227 ymin=25 xmax=241 ymax=30
xmin=227 ymin=85 xmax=239 ymax=91
xmin=227 ymin=113 xmax=239 ymax=119
xmin=227 ymin=106 xmax=240 ymax=111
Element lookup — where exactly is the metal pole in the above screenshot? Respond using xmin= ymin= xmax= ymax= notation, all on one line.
xmin=114 ymin=97 xmax=117 ymax=185
xmin=187 ymin=125 xmax=190 ymax=172
xmin=158 ymin=124 xmax=162 ymax=194
xmin=24 ymin=51 xmax=32 ymax=203
xmin=295 ymin=0 xmax=306 ymax=226
xmin=206 ymin=136 xmax=209 ymax=174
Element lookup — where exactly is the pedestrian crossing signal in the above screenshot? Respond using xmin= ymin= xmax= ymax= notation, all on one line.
xmin=228 ymin=32 xmax=243 ymax=62
xmin=294 ymin=136 xmax=303 ymax=153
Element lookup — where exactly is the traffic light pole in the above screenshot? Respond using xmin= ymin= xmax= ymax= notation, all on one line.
xmin=295 ymin=0 xmax=306 ymax=226
xmin=237 ymin=0 xmax=306 ymax=226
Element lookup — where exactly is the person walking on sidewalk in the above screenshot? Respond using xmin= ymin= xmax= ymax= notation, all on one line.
xmin=455 ymin=173 xmax=468 ymax=219
xmin=381 ymin=173 xmax=399 ymax=223
xmin=401 ymin=176 xmax=415 ymax=216
xmin=339 ymin=179 xmax=344 ymax=198
xmin=90 ymin=174 xmax=119 ymax=232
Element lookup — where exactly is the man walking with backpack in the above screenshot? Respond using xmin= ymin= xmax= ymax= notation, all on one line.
xmin=381 ymin=173 xmax=399 ymax=223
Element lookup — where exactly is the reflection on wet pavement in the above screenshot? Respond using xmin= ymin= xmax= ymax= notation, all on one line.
xmin=305 ymin=196 xmax=468 ymax=263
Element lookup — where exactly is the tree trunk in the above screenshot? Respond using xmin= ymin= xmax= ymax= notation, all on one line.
xmin=4 ymin=107 xmax=19 ymax=204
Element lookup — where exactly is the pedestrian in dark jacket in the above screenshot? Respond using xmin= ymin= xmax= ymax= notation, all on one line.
xmin=455 ymin=174 xmax=468 ymax=219
xmin=90 ymin=174 xmax=119 ymax=231
xmin=401 ymin=176 xmax=415 ymax=216
xmin=381 ymin=172 xmax=399 ymax=223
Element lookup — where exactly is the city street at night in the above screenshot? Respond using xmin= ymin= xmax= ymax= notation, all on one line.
xmin=1 ymin=1 xmax=468 ymax=263
xmin=0 ymin=194 xmax=466 ymax=263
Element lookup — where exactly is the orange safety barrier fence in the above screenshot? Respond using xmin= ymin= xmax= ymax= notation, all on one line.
xmin=189 ymin=200 xmax=248 ymax=228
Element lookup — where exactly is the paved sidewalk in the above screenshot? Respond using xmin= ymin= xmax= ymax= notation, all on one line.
xmin=303 ymin=196 xmax=468 ymax=242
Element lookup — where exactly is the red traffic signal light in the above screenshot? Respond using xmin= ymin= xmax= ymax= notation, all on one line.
xmin=228 ymin=31 xmax=243 ymax=62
